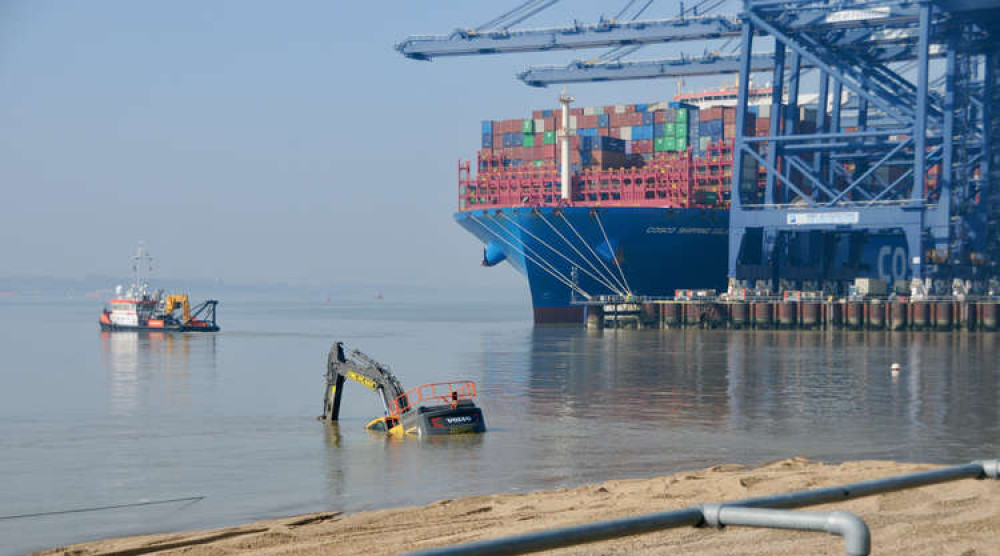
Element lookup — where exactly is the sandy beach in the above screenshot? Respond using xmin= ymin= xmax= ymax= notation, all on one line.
xmin=36 ymin=458 xmax=999 ymax=556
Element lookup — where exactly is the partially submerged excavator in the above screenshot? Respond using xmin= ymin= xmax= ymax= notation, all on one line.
xmin=321 ymin=342 xmax=486 ymax=436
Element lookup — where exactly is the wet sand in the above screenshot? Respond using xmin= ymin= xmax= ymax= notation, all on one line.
xmin=36 ymin=458 xmax=999 ymax=556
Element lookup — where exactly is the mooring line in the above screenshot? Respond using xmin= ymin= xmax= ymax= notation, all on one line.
xmin=498 ymin=212 xmax=624 ymax=295
xmin=0 ymin=496 xmax=205 ymax=520
xmin=558 ymin=211 xmax=630 ymax=294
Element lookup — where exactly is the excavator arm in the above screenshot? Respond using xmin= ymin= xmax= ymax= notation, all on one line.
xmin=322 ymin=342 xmax=410 ymax=422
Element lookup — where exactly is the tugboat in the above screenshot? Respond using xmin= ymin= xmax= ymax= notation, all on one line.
xmin=98 ymin=243 xmax=219 ymax=332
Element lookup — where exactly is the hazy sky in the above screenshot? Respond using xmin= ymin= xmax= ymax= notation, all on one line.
xmin=1 ymin=1 xmax=738 ymax=292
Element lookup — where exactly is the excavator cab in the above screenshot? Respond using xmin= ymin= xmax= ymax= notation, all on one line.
xmin=322 ymin=341 xmax=486 ymax=436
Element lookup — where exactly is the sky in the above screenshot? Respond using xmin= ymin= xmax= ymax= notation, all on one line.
xmin=0 ymin=1 xmax=740 ymax=293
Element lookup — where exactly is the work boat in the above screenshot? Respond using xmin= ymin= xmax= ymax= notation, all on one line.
xmin=98 ymin=243 xmax=219 ymax=332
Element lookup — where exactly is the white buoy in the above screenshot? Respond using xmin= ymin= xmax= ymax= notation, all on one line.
xmin=891 ymin=362 xmax=902 ymax=375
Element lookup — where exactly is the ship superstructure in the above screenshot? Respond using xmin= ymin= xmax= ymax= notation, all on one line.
xmin=99 ymin=243 xmax=219 ymax=332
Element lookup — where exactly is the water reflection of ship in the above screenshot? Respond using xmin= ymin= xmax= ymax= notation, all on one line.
xmin=480 ymin=328 xmax=997 ymax=445
xmin=100 ymin=330 xmax=217 ymax=416
xmin=523 ymin=328 xmax=732 ymax=426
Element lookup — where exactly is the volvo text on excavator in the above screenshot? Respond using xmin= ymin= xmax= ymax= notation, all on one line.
xmin=321 ymin=342 xmax=486 ymax=436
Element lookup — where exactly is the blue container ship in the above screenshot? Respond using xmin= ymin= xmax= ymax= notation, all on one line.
xmin=459 ymin=92 xmax=913 ymax=323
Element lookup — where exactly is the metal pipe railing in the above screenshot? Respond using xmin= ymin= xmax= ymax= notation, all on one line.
xmin=399 ymin=459 xmax=998 ymax=556
xmin=701 ymin=506 xmax=870 ymax=556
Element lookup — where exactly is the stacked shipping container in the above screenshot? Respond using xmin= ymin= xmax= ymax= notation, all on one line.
xmin=464 ymin=100 xmax=844 ymax=211
xmin=480 ymin=102 xmax=704 ymax=171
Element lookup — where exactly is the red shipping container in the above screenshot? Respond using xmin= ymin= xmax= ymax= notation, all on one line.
xmin=571 ymin=108 xmax=584 ymax=116
xmin=723 ymin=107 xmax=737 ymax=123
xmin=634 ymin=139 xmax=653 ymax=154
xmin=580 ymin=114 xmax=598 ymax=128
xmin=543 ymin=145 xmax=556 ymax=157
xmin=532 ymin=109 xmax=544 ymax=119
xmin=703 ymin=107 xmax=723 ymax=121
xmin=654 ymin=110 xmax=667 ymax=124
xmin=625 ymin=104 xmax=635 ymax=113
xmin=598 ymin=128 xmax=611 ymax=137
xmin=604 ymin=105 xmax=616 ymax=115
xmin=545 ymin=117 xmax=558 ymax=129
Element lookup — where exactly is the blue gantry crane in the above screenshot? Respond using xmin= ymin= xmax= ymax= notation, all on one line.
xmin=397 ymin=0 xmax=1000 ymax=294
xmin=727 ymin=0 xmax=999 ymax=293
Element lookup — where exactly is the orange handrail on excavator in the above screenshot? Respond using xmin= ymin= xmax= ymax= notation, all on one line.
xmin=164 ymin=294 xmax=191 ymax=323
xmin=388 ymin=381 xmax=477 ymax=416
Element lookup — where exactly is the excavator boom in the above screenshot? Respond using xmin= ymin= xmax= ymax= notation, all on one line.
xmin=322 ymin=342 xmax=407 ymax=422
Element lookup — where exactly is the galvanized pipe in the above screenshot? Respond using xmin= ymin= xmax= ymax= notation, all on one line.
xmin=398 ymin=460 xmax=998 ymax=556
xmin=702 ymin=506 xmax=870 ymax=556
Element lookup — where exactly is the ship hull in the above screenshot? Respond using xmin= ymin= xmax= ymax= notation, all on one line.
xmin=456 ymin=207 xmax=917 ymax=324
xmin=456 ymin=206 xmax=730 ymax=323
xmin=98 ymin=321 xmax=219 ymax=332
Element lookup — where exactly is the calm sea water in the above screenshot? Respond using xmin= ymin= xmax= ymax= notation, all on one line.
xmin=0 ymin=298 xmax=997 ymax=555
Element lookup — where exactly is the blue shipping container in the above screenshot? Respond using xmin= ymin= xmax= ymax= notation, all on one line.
xmin=598 ymin=114 xmax=610 ymax=128
xmin=636 ymin=103 xmax=648 ymax=112
xmin=482 ymin=134 xmax=492 ymax=148
xmin=543 ymin=109 xmax=554 ymax=118
xmin=482 ymin=120 xmax=493 ymax=134
xmin=642 ymin=112 xmax=654 ymax=125
xmin=598 ymin=136 xmax=626 ymax=152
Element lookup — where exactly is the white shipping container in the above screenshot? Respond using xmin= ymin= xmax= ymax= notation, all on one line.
xmin=534 ymin=118 xmax=545 ymax=132
xmin=620 ymin=127 xmax=632 ymax=140
xmin=584 ymin=106 xmax=599 ymax=116
xmin=569 ymin=115 xmax=578 ymax=128
xmin=758 ymin=104 xmax=771 ymax=118
xmin=615 ymin=104 xmax=627 ymax=114
xmin=854 ymin=278 xmax=887 ymax=296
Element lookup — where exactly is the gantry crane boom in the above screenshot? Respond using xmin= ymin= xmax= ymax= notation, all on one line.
xmin=396 ymin=16 xmax=742 ymax=61
xmin=518 ymin=53 xmax=775 ymax=86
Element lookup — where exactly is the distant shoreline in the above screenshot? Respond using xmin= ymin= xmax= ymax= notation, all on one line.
xmin=33 ymin=458 xmax=1000 ymax=556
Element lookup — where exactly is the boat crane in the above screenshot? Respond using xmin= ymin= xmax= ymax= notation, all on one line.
xmin=321 ymin=342 xmax=486 ymax=436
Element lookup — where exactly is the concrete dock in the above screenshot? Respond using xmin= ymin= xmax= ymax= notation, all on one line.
xmin=587 ymin=298 xmax=1000 ymax=331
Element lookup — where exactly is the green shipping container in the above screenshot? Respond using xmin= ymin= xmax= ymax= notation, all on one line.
xmin=544 ymin=130 xmax=557 ymax=145
xmin=534 ymin=160 xmax=543 ymax=168
xmin=675 ymin=123 xmax=688 ymax=138
xmin=664 ymin=122 xmax=675 ymax=136
xmin=664 ymin=137 xmax=677 ymax=151
xmin=522 ymin=119 xmax=535 ymax=133
xmin=523 ymin=134 xmax=535 ymax=147
xmin=676 ymin=137 xmax=688 ymax=151
xmin=676 ymin=108 xmax=688 ymax=123
xmin=654 ymin=137 xmax=669 ymax=152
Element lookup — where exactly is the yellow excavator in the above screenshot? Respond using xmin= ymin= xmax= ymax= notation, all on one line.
xmin=320 ymin=342 xmax=485 ymax=436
